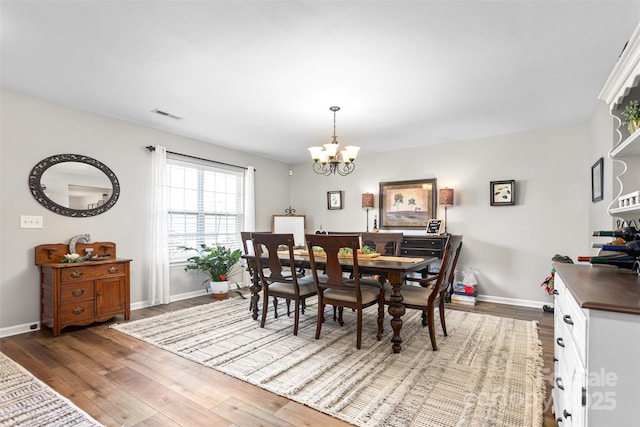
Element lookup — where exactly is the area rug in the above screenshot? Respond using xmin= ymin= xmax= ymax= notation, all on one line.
xmin=0 ymin=351 xmax=103 ymax=427
xmin=111 ymin=297 xmax=545 ymax=427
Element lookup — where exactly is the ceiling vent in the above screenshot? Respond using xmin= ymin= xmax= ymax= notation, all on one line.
xmin=151 ymin=108 xmax=183 ymax=120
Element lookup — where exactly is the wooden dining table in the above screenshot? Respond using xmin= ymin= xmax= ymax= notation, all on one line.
xmin=244 ymin=252 xmax=437 ymax=353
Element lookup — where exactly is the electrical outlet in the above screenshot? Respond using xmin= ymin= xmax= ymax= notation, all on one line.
xmin=20 ymin=215 xmax=43 ymax=229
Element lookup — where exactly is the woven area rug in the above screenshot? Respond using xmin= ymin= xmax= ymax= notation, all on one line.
xmin=112 ymin=297 xmax=544 ymax=427
xmin=0 ymin=351 xmax=103 ymax=427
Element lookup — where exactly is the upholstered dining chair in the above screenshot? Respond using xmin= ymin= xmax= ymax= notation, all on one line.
xmin=305 ymin=233 xmax=382 ymax=349
xmin=381 ymin=238 xmax=461 ymax=351
xmin=252 ymin=233 xmax=316 ymax=335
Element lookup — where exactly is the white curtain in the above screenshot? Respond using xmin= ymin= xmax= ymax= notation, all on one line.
xmin=147 ymin=145 xmax=171 ymax=305
xmin=243 ymin=166 xmax=256 ymax=286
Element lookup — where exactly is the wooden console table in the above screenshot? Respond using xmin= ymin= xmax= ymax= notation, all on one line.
xmin=35 ymin=242 xmax=131 ymax=336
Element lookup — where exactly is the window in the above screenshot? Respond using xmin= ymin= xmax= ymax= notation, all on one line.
xmin=167 ymin=157 xmax=244 ymax=261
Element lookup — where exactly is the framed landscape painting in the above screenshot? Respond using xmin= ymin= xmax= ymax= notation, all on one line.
xmin=379 ymin=178 xmax=437 ymax=229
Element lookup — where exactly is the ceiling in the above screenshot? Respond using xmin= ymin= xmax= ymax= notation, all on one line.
xmin=1 ymin=1 xmax=639 ymax=164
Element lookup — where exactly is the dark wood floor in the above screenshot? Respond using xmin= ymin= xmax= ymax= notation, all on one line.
xmin=0 ymin=296 xmax=555 ymax=427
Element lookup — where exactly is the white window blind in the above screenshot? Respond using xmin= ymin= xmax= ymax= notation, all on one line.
xmin=167 ymin=157 xmax=244 ymax=261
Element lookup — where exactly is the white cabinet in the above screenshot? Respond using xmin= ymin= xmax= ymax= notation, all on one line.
xmin=599 ymin=23 xmax=640 ymax=220
xmin=553 ymin=264 xmax=640 ymax=426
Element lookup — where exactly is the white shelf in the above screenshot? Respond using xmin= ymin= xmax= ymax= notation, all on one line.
xmin=609 ymin=205 xmax=640 ymax=215
xmin=610 ymin=128 xmax=640 ymax=158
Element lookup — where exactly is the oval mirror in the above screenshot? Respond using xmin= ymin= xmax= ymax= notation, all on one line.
xmin=28 ymin=154 xmax=120 ymax=217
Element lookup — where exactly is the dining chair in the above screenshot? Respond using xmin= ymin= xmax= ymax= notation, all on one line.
xmin=252 ymin=233 xmax=316 ymax=335
xmin=381 ymin=238 xmax=461 ymax=351
xmin=358 ymin=232 xmax=404 ymax=289
xmin=305 ymin=233 xmax=382 ymax=349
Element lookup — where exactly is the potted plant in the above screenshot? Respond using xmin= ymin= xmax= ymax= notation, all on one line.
xmin=182 ymin=244 xmax=243 ymax=298
xmin=623 ymin=99 xmax=640 ymax=134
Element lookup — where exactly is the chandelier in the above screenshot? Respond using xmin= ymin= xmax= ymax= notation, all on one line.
xmin=308 ymin=106 xmax=360 ymax=176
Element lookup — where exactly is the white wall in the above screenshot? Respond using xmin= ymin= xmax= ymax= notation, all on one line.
xmin=0 ymin=90 xmax=291 ymax=335
xmin=290 ymin=124 xmax=592 ymax=306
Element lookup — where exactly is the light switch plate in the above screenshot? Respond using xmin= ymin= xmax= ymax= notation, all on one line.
xmin=20 ymin=215 xmax=43 ymax=228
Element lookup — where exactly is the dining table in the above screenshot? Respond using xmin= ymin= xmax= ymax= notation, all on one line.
xmin=244 ymin=251 xmax=437 ymax=353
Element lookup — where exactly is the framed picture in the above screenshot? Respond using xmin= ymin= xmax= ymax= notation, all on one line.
xmin=426 ymin=219 xmax=443 ymax=235
xmin=490 ymin=180 xmax=515 ymax=206
xmin=327 ymin=190 xmax=343 ymax=210
xmin=379 ymin=178 xmax=437 ymax=229
xmin=591 ymin=157 xmax=603 ymax=203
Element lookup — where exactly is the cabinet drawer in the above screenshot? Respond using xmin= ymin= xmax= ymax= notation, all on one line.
xmin=61 ymin=263 xmax=126 ymax=281
xmin=401 ymin=248 xmax=440 ymax=257
xmin=402 ymin=238 xmax=441 ymax=248
xmin=60 ymin=300 xmax=95 ymax=323
xmin=562 ymin=290 xmax=587 ymax=366
xmin=60 ymin=281 xmax=94 ymax=303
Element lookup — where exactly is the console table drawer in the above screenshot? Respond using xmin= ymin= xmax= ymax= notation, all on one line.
xmin=61 ymin=263 xmax=126 ymax=281
xmin=401 ymin=248 xmax=440 ymax=257
xmin=61 ymin=282 xmax=94 ymax=303
xmin=60 ymin=301 xmax=95 ymax=323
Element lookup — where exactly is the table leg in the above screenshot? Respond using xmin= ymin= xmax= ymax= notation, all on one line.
xmin=386 ymin=272 xmax=405 ymax=353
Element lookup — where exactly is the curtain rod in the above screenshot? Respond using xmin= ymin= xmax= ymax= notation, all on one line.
xmin=145 ymin=146 xmax=254 ymax=171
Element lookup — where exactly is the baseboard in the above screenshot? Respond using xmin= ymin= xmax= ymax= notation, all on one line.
xmin=476 ymin=294 xmax=550 ymax=309
xmin=0 ymin=322 xmax=40 ymax=338
xmin=130 ymin=289 xmax=209 ymax=311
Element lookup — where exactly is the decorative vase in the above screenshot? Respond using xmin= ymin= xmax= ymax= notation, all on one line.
xmin=628 ymin=118 xmax=640 ymax=135
xmin=210 ymin=281 xmax=230 ymax=299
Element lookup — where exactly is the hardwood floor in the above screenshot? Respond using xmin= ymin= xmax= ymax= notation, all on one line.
xmin=0 ymin=296 xmax=555 ymax=426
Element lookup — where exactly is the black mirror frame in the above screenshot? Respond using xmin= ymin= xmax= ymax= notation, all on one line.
xmin=28 ymin=154 xmax=120 ymax=217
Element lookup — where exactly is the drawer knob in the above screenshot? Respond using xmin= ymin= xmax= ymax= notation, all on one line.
xmin=552 ymin=289 xmax=559 ymax=295
xmin=72 ymin=289 xmax=84 ymax=297
xmin=72 ymin=307 xmax=85 ymax=315
xmin=97 ymin=291 xmax=103 ymax=296
xmin=108 ymin=267 xmax=118 ymax=274
xmin=556 ymin=418 xmax=563 ymax=426
xmin=71 ymin=271 xmax=83 ymax=278
xmin=563 ymin=315 xmax=573 ymax=325
xmin=556 ymin=337 xmax=565 ymax=348
xmin=555 ymin=377 xmax=565 ymax=391
xmin=563 ymin=410 xmax=571 ymax=419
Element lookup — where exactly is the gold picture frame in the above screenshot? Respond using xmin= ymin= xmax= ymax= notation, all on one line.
xmin=379 ymin=178 xmax=437 ymax=229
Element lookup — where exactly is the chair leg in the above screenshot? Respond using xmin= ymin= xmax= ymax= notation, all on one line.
xmin=301 ymin=298 xmax=306 ymax=314
xmin=427 ymin=308 xmax=437 ymax=351
xmin=315 ymin=302 xmax=325 ymax=339
xmin=272 ymin=296 xmax=279 ymax=319
xmin=356 ymin=308 xmax=363 ymax=349
xmin=260 ymin=289 xmax=269 ymax=328
xmin=421 ymin=310 xmax=428 ymax=327
xmin=333 ymin=305 xmax=337 ymax=321
xmin=337 ymin=306 xmax=344 ymax=326
xmin=293 ymin=297 xmax=300 ymax=336
xmin=286 ymin=298 xmax=291 ymax=317
xmin=439 ymin=300 xmax=448 ymax=337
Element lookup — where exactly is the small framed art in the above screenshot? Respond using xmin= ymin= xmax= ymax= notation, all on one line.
xmin=591 ymin=157 xmax=603 ymax=203
xmin=490 ymin=180 xmax=515 ymax=206
xmin=327 ymin=191 xmax=343 ymax=210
